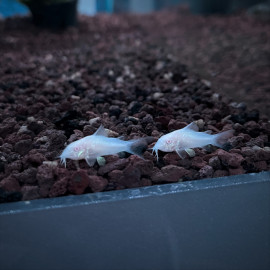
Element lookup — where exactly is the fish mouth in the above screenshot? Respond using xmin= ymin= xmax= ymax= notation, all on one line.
xmin=60 ymin=156 xmax=67 ymax=168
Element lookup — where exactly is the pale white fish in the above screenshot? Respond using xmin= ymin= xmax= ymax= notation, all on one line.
xmin=60 ymin=125 xmax=152 ymax=167
xmin=152 ymin=122 xmax=233 ymax=160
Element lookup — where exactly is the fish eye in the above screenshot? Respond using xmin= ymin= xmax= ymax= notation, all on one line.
xmin=74 ymin=146 xmax=80 ymax=152
xmin=166 ymin=140 xmax=172 ymax=144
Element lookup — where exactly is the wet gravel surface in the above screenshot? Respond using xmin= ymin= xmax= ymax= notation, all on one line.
xmin=0 ymin=10 xmax=269 ymax=203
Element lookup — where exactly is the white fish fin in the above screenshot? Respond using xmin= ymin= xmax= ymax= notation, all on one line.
xmin=118 ymin=135 xmax=125 ymax=140
xmin=176 ymin=149 xmax=186 ymax=159
xmin=185 ymin=148 xmax=196 ymax=157
xmin=213 ymin=130 xmax=234 ymax=148
xmin=183 ymin=122 xmax=199 ymax=131
xmin=204 ymin=130 xmax=212 ymax=134
xmin=94 ymin=125 xmax=109 ymax=137
xmin=85 ymin=157 xmax=96 ymax=167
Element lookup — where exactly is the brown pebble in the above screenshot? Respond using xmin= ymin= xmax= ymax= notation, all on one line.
xmin=254 ymin=161 xmax=268 ymax=171
xmin=199 ymin=165 xmax=214 ymax=178
xmin=22 ymin=186 xmax=41 ymax=201
xmin=98 ymin=158 xmax=129 ymax=175
xmin=119 ymin=165 xmax=141 ymax=188
xmin=14 ymin=139 xmax=32 ymax=155
xmin=14 ymin=167 xmax=37 ymax=184
xmin=89 ymin=175 xmax=108 ymax=192
xmin=213 ymin=170 xmax=229 ymax=178
xmin=0 ymin=176 xmax=21 ymax=192
xmin=130 ymin=155 xmax=154 ymax=176
xmin=208 ymin=156 xmax=222 ymax=170
xmin=163 ymin=152 xmax=180 ymax=166
xmin=27 ymin=150 xmax=46 ymax=165
xmin=49 ymin=177 xmax=68 ymax=197
xmin=108 ymin=170 xmax=124 ymax=182
xmin=216 ymin=149 xmax=244 ymax=168
xmin=5 ymin=160 xmax=22 ymax=174
xmin=192 ymin=156 xmax=207 ymax=169
xmin=168 ymin=120 xmax=187 ymax=131
xmin=229 ymin=167 xmax=245 ymax=176
xmin=68 ymin=170 xmax=90 ymax=195
xmin=151 ymin=165 xmax=190 ymax=183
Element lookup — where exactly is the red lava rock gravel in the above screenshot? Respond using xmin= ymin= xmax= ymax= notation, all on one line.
xmin=0 ymin=9 xmax=269 ymax=203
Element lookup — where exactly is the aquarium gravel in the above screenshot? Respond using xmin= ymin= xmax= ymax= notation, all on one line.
xmin=0 ymin=8 xmax=269 ymax=202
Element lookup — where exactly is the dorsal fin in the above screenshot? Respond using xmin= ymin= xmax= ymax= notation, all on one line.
xmin=94 ymin=125 xmax=109 ymax=137
xmin=183 ymin=122 xmax=199 ymax=131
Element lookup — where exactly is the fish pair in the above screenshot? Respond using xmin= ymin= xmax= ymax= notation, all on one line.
xmin=60 ymin=122 xmax=233 ymax=167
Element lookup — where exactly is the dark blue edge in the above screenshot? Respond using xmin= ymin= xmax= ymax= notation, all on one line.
xmin=0 ymin=171 xmax=269 ymax=215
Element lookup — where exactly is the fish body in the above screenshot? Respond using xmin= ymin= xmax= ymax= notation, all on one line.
xmin=60 ymin=125 xmax=152 ymax=167
xmin=152 ymin=122 xmax=233 ymax=159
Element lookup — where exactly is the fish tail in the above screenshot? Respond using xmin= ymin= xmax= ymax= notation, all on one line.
xmin=212 ymin=130 xmax=234 ymax=148
xmin=127 ymin=137 xmax=155 ymax=158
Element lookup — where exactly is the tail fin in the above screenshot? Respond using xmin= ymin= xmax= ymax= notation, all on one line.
xmin=128 ymin=137 xmax=155 ymax=158
xmin=213 ymin=130 xmax=234 ymax=148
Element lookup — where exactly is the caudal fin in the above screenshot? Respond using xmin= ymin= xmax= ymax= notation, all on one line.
xmin=213 ymin=130 xmax=234 ymax=148
xmin=128 ymin=137 xmax=155 ymax=158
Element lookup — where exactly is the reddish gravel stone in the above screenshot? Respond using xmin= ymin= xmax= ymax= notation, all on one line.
xmin=155 ymin=116 xmax=171 ymax=129
xmin=14 ymin=139 xmax=32 ymax=155
xmin=49 ymin=177 xmax=68 ymax=197
xmin=119 ymin=165 xmax=141 ymax=188
xmin=254 ymin=161 xmax=268 ymax=171
xmin=213 ymin=170 xmax=229 ymax=178
xmin=199 ymin=165 xmax=214 ymax=178
xmin=244 ymin=121 xmax=261 ymax=137
xmin=163 ymin=152 xmax=180 ymax=166
xmin=208 ymin=156 xmax=222 ymax=170
xmin=151 ymin=165 xmax=190 ymax=183
xmin=0 ymin=118 xmax=17 ymax=138
xmin=241 ymin=147 xmax=254 ymax=157
xmin=44 ymin=130 xmax=67 ymax=152
xmin=216 ymin=149 xmax=244 ymax=168
xmin=168 ymin=120 xmax=187 ymax=131
xmin=26 ymin=150 xmax=46 ymax=165
xmin=89 ymin=175 xmax=108 ymax=192
xmin=255 ymin=148 xmax=270 ymax=161
xmin=0 ymin=10 xmax=269 ymax=203
xmin=0 ymin=176 xmax=21 ymax=192
xmin=227 ymin=135 xmax=245 ymax=148
xmin=98 ymin=158 xmax=129 ymax=175
xmin=141 ymin=178 xmax=152 ymax=186
xmin=14 ymin=167 xmax=37 ymax=184
xmin=246 ymin=135 xmax=268 ymax=147
xmin=130 ymin=155 xmax=154 ymax=176
xmin=192 ymin=157 xmax=207 ymax=169
xmin=36 ymin=164 xmax=55 ymax=197
xmin=68 ymin=170 xmax=90 ymax=195
xmin=229 ymin=167 xmax=246 ymax=176
xmin=21 ymin=186 xmax=41 ymax=201
xmin=37 ymin=164 xmax=55 ymax=183
xmin=108 ymin=170 xmax=124 ymax=183
xmin=5 ymin=160 xmax=22 ymax=174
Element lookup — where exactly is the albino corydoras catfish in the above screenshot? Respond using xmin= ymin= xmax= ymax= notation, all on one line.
xmin=152 ymin=122 xmax=233 ymax=160
xmin=60 ymin=125 xmax=153 ymax=167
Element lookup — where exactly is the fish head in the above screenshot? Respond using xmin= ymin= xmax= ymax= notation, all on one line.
xmin=60 ymin=140 xmax=87 ymax=166
xmin=152 ymin=134 xmax=176 ymax=160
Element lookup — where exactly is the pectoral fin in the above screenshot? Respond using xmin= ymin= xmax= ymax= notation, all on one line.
xmin=176 ymin=148 xmax=195 ymax=159
xmin=85 ymin=157 xmax=96 ymax=167
xmin=185 ymin=148 xmax=196 ymax=157
xmin=176 ymin=149 xmax=186 ymax=159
